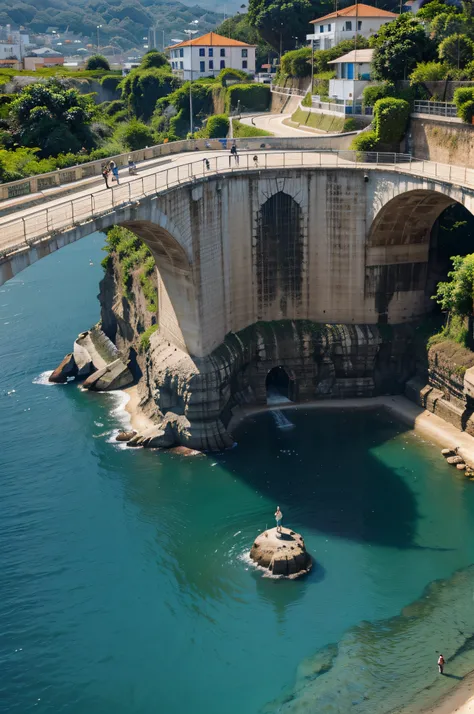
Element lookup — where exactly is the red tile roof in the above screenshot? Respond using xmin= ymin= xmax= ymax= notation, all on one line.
xmin=311 ymin=3 xmax=397 ymax=24
xmin=167 ymin=32 xmax=255 ymax=49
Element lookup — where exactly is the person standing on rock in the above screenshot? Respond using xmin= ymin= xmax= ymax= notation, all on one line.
xmin=438 ymin=654 xmax=445 ymax=674
xmin=275 ymin=506 xmax=283 ymax=534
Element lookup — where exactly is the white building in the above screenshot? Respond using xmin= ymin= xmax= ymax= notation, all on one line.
xmin=167 ymin=32 xmax=256 ymax=81
xmin=328 ymin=48 xmax=374 ymax=101
xmin=307 ymin=3 xmax=397 ymax=49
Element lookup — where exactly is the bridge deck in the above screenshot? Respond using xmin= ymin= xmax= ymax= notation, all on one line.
xmin=0 ymin=149 xmax=471 ymax=260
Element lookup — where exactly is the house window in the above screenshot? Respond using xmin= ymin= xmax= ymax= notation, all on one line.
xmin=242 ymin=60 xmax=247 ymax=69
xmin=209 ymin=60 xmax=214 ymax=69
xmin=220 ymin=59 xmax=225 ymax=69
xmin=344 ymin=21 xmax=352 ymax=31
xmin=327 ymin=23 xmax=331 ymax=31
xmin=357 ymin=20 xmax=362 ymax=30
xmin=209 ymin=47 xmax=213 ymax=56
xmin=179 ymin=48 xmax=183 ymax=57
xmin=180 ymin=61 xmax=183 ymax=69
xmin=319 ymin=24 xmax=324 ymax=33
xmin=199 ymin=48 xmax=205 ymax=56
xmin=200 ymin=61 xmax=205 ymax=72
xmin=220 ymin=48 xmax=225 ymax=57
xmin=242 ymin=49 xmax=248 ymax=57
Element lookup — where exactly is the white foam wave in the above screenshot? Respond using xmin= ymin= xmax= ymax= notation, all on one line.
xmin=239 ymin=550 xmax=286 ymax=579
xmin=32 ymin=370 xmax=62 ymax=386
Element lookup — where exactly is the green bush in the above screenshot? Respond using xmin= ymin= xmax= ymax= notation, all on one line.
xmin=350 ymin=130 xmax=378 ymax=152
xmin=218 ymin=67 xmax=249 ymax=85
xmin=301 ymin=92 xmax=312 ymax=107
xmin=139 ymin=324 xmax=159 ymax=352
xmin=409 ymin=61 xmax=448 ymax=84
xmin=86 ymin=55 xmax=110 ymax=71
xmin=118 ymin=121 xmax=155 ymax=150
xmin=362 ymin=82 xmax=396 ymax=106
xmin=121 ymin=68 xmax=178 ymax=121
xmin=100 ymin=75 xmax=122 ymax=93
xmin=205 ymin=114 xmax=229 ymax=138
xmin=280 ymin=47 xmax=312 ymax=77
xmin=373 ymin=97 xmax=410 ymax=144
xmin=459 ymin=99 xmax=474 ymax=123
xmin=454 ymin=86 xmax=474 ymax=108
xmin=105 ymin=100 xmax=126 ymax=116
xmin=312 ymin=70 xmax=334 ymax=96
xmin=139 ymin=50 xmax=169 ymax=70
xmin=226 ymin=83 xmax=270 ymax=112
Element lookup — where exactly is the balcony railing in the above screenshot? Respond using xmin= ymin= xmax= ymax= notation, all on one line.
xmin=413 ymin=101 xmax=457 ymax=118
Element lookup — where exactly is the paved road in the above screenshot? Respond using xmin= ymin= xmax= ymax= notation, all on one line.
xmin=239 ymin=113 xmax=326 ymax=137
xmin=1 ymin=149 xmax=472 ymax=257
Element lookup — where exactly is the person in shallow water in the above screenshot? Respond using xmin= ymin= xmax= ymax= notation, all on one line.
xmin=275 ymin=506 xmax=283 ymax=533
xmin=438 ymin=654 xmax=445 ymax=674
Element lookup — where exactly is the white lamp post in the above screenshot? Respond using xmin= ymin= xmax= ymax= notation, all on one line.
xmin=183 ymin=26 xmax=198 ymax=136
xmin=97 ymin=25 xmax=102 ymax=52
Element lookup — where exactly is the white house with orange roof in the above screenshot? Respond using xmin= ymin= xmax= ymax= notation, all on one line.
xmin=307 ymin=3 xmax=397 ymax=49
xmin=167 ymin=32 xmax=256 ymax=81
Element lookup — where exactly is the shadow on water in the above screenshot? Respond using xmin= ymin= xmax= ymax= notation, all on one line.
xmin=222 ymin=408 xmax=424 ymax=550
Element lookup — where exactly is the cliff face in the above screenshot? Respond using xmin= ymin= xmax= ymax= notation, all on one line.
xmin=99 ymin=247 xmax=158 ymax=421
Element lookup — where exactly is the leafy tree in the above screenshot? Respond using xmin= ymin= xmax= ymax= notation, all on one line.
xmin=409 ymin=61 xmax=448 ymax=83
xmin=139 ymin=50 xmax=169 ymax=70
xmin=281 ymin=47 xmax=312 ymax=77
xmin=430 ymin=13 xmax=470 ymax=43
xmin=85 ymin=54 xmax=110 ymax=71
xmin=215 ymin=12 xmax=275 ymax=69
xmin=433 ymin=254 xmax=474 ymax=316
xmin=438 ymin=33 xmax=474 ymax=68
xmin=118 ymin=120 xmax=156 ymax=150
xmin=372 ymin=97 xmax=410 ymax=144
xmin=248 ymin=0 xmax=332 ymax=53
xmin=370 ymin=14 xmax=436 ymax=81
xmin=205 ymin=114 xmax=229 ymax=137
xmin=362 ymin=82 xmax=396 ymax=106
xmin=9 ymin=80 xmax=95 ymax=157
xmin=417 ymin=0 xmax=460 ymax=21
xmin=121 ymin=68 xmax=178 ymax=121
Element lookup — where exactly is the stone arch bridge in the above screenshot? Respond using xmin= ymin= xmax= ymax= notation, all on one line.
xmin=2 ymin=150 xmax=474 ymax=448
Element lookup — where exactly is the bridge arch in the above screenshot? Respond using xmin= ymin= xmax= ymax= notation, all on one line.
xmin=366 ymin=188 xmax=474 ymax=323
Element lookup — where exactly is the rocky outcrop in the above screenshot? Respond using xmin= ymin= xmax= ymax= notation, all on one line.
xmin=250 ymin=527 xmax=312 ymax=579
xmin=49 ymin=353 xmax=77 ymax=383
xmin=51 ymin=327 xmax=133 ymax=392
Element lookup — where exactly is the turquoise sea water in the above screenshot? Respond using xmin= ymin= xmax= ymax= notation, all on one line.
xmin=2 ymin=235 xmax=474 ymax=714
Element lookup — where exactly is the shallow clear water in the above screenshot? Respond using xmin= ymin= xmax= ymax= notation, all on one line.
xmin=2 ymin=236 xmax=474 ymax=714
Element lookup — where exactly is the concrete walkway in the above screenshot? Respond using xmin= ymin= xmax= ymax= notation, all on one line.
xmin=238 ymin=112 xmax=326 ymax=137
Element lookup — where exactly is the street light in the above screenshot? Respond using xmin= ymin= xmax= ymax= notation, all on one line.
xmin=97 ymin=25 xmax=102 ymax=52
xmin=184 ymin=26 xmax=198 ymax=136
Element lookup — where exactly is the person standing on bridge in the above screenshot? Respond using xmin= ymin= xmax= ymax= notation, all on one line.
xmin=101 ymin=163 xmax=110 ymax=189
xmin=109 ymin=160 xmax=120 ymax=185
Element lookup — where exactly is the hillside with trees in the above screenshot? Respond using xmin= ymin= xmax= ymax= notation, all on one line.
xmin=0 ymin=0 xmax=224 ymax=52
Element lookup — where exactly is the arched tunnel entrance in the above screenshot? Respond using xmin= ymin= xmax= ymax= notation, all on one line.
xmin=367 ymin=190 xmax=474 ymax=324
xmin=266 ymin=366 xmax=295 ymax=404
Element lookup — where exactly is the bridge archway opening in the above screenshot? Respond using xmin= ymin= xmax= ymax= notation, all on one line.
xmin=266 ymin=366 xmax=295 ymax=404
xmin=109 ymin=219 xmax=199 ymax=356
xmin=367 ymin=190 xmax=474 ymax=323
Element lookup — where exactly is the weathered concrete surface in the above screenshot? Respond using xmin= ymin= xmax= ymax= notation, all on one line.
xmin=3 ymin=166 xmax=474 ymax=359
xmin=82 ymin=358 xmax=133 ymax=391
xmin=410 ymin=115 xmax=474 ymax=167
xmin=250 ymin=527 xmax=312 ymax=578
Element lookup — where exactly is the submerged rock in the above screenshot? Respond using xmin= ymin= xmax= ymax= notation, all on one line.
xmin=447 ymin=455 xmax=464 ymax=465
xmin=116 ymin=430 xmax=137 ymax=442
xmin=49 ymin=353 xmax=77 ymax=383
xmin=441 ymin=448 xmax=455 ymax=457
xmin=250 ymin=527 xmax=312 ymax=579
xmin=168 ymin=446 xmax=203 ymax=457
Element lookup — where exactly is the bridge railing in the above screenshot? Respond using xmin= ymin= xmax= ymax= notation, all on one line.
xmin=3 ymin=149 xmax=474 ymax=257
xmin=413 ymin=100 xmax=457 ymax=118
xmin=0 ymin=135 xmax=357 ymax=203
